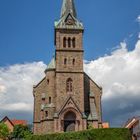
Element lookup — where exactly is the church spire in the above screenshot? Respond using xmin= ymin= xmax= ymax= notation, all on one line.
xmin=61 ymin=0 xmax=77 ymax=18
xmin=55 ymin=0 xmax=83 ymax=30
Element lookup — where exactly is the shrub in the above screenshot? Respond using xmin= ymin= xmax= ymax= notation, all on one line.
xmin=0 ymin=122 xmax=9 ymax=140
xmin=28 ymin=128 xmax=131 ymax=140
xmin=11 ymin=125 xmax=32 ymax=139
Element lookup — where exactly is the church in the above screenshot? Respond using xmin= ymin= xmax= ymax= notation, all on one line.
xmin=33 ymin=0 xmax=102 ymax=134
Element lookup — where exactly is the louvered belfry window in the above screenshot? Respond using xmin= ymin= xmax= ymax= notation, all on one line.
xmin=63 ymin=37 xmax=67 ymax=48
xmin=72 ymin=38 xmax=76 ymax=48
xmin=68 ymin=37 xmax=71 ymax=48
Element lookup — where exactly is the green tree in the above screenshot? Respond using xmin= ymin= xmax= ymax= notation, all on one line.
xmin=11 ymin=125 xmax=32 ymax=139
xmin=0 ymin=122 xmax=9 ymax=140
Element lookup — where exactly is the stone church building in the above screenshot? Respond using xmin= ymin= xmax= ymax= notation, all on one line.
xmin=33 ymin=0 xmax=102 ymax=134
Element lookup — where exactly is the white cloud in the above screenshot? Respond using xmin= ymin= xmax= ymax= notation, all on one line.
xmin=0 ymin=38 xmax=140 ymax=126
xmin=84 ymin=38 xmax=140 ymax=126
xmin=137 ymin=15 xmax=140 ymax=24
xmin=0 ymin=62 xmax=46 ymax=120
xmin=0 ymin=85 xmax=6 ymax=93
xmin=0 ymin=103 xmax=32 ymax=112
xmin=84 ymin=40 xmax=140 ymax=99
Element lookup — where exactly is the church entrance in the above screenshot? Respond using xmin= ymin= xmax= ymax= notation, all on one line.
xmin=64 ymin=111 xmax=76 ymax=132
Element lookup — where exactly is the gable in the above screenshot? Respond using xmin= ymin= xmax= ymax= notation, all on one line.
xmin=58 ymin=96 xmax=82 ymax=117
xmin=84 ymin=72 xmax=102 ymax=91
xmin=4 ymin=120 xmax=14 ymax=132
xmin=0 ymin=116 xmax=14 ymax=132
xmin=65 ymin=13 xmax=76 ymax=25
xmin=55 ymin=14 xmax=83 ymax=30
xmin=1 ymin=116 xmax=14 ymax=126
xmin=33 ymin=77 xmax=46 ymax=89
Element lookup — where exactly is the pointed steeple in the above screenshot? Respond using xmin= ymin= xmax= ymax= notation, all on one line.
xmin=54 ymin=0 xmax=83 ymax=30
xmin=61 ymin=0 xmax=77 ymax=18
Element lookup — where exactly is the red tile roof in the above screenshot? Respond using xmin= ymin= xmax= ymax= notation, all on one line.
xmin=1 ymin=116 xmax=14 ymax=126
xmin=102 ymin=122 xmax=110 ymax=128
xmin=11 ymin=119 xmax=27 ymax=126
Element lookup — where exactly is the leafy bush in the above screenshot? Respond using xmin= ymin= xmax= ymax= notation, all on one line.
xmin=28 ymin=128 xmax=131 ymax=140
xmin=0 ymin=122 xmax=9 ymax=140
xmin=11 ymin=125 xmax=32 ymax=139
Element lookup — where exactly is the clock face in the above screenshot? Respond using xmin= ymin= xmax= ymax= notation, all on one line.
xmin=65 ymin=15 xmax=75 ymax=25
xmin=66 ymin=19 xmax=74 ymax=25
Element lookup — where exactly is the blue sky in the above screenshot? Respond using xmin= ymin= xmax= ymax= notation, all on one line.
xmin=0 ymin=0 xmax=140 ymax=127
xmin=0 ymin=0 xmax=140 ymax=66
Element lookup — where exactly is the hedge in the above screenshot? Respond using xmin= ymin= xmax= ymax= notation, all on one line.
xmin=28 ymin=128 xmax=131 ymax=140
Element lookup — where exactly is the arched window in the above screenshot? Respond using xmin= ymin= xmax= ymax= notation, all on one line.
xmin=72 ymin=38 xmax=76 ymax=48
xmin=66 ymin=78 xmax=73 ymax=92
xmin=68 ymin=38 xmax=71 ymax=48
xmin=63 ymin=37 xmax=67 ymax=48
xmin=64 ymin=58 xmax=67 ymax=65
xmin=72 ymin=59 xmax=75 ymax=65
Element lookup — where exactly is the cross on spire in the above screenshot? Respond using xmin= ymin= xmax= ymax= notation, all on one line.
xmin=61 ymin=0 xmax=77 ymax=18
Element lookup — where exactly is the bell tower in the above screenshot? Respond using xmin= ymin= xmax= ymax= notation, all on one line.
xmin=54 ymin=0 xmax=87 ymax=131
xmin=55 ymin=0 xmax=84 ymax=73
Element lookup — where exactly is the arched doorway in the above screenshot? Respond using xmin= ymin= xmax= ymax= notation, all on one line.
xmin=64 ymin=111 xmax=76 ymax=132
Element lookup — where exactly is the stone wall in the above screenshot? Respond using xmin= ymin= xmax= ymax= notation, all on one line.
xmin=55 ymin=72 xmax=84 ymax=113
xmin=33 ymin=70 xmax=56 ymax=134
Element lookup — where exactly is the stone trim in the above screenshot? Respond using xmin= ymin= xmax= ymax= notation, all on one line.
xmin=56 ymin=71 xmax=83 ymax=74
xmin=56 ymin=49 xmax=84 ymax=52
xmin=58 ymin=96 xmax=82 ymax=117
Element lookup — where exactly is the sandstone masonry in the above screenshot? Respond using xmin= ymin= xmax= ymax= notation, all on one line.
xmin=33 ymin=0 xmax=102 ymax=134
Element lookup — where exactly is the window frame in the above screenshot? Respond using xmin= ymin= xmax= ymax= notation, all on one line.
xmin=66 ymin=78 xmax=73 ymax=92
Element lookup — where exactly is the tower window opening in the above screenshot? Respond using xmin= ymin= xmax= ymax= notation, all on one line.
xmin=49 ymin=97 xmax=51 ymax=104
xmin=72 ymin=38 xmax=76 ymax=48
xmin=64 ymin=58 xmax=67 ymax=65
xmin=63 ymin=37 xmax=67 ymax=48
xmin=45 ymin=111 xmax=48 ymax=118
xmin=68 ymin=38 xmax=71 ymax=48
xmin=47 ymin=79 xmax=49 ymax=84
xmin=73 ymin=59 xmax=75 ymax=65
xmin=66 ymin=78 xmax=73 ymax=92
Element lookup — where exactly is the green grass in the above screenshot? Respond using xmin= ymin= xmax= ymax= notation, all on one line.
xmin=28 ymin=128 xmax=131 ymax=140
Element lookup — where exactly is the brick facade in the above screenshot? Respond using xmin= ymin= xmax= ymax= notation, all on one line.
xmin=33 ymin=0 xmax=102 ymax=134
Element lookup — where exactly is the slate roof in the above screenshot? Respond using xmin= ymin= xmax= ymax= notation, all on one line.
xmin=88 ymin=98 xmax=98 ymax=121
xmin=60 ymin=0 xmax=77 ymax=18
xmin=46 ymin=57 xmax=56 ymax=71
xmin=55 ymin=15 xmax=83 ymax=30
